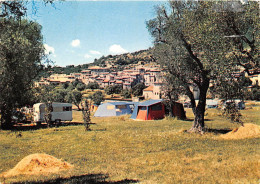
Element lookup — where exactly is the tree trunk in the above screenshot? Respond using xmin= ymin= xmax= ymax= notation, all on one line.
xmin=189 ymin=79 xmax=209 ymax=133
xmin=190 ymin=102 xmax=206 ymax=133
xmin=166 ymin=92 xmax=174 ymax=117
xmin=76 ymin=104 xmax=81 ymax=111
xmin=0 ymin=105 xmax=13 ymax=130
xmin=169 ymin=102 xmax=174 ymax=117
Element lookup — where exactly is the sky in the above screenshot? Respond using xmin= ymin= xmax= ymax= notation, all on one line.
xmin=26 ymin=1 xmax=167 ymax=67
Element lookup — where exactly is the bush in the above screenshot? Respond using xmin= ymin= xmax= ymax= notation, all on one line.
xmin=122 ymin=90 xmax=131 ymax=99
xmin=105 ymin=85 xmax=122 ymax=95
xmin=76 ymin=83 xmax=86 ymax=91
xmin=132 ymin=83 xmax=146 ymax=97
xmin=86 ymin=82 xmax=100 ymax=90
xmin=89 ymin=91 xmax=104 ymax=105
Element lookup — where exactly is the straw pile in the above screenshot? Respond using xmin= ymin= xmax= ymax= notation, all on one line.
xmin=1 ymin=153 xmax=73 ymax=177
xmin=221 ymin=123 xmax=260 ymax=139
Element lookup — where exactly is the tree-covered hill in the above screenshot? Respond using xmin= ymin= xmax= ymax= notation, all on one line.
xmin=38 ymin=49 xmax=154 ymax=78
xmin=91 ymin=49 xmax=154 ymax=67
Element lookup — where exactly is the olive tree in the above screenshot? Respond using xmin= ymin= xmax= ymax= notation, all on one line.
xmin=0 ymin=0 xmax=57 ymax=129
xmin=65 ymin=90 xmax=83 ymax=110
xmin=147 ymin=1 xmax=259 ymax=132
xmin=0 ymin=18 xmax=45 ymax=129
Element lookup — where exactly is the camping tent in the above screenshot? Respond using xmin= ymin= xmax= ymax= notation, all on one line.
xmin=131 ymin=99 xmax=186 ymax=120
xmin=94 ymin=102 xmax=133 ymax=117
xmin=171 ymin=102 xmax=186 ymax=119
xmin=131 ymin=99 xmax=165 ymax=120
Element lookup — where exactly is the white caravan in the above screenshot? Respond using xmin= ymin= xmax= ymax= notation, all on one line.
xmin=33 ymin=102 xmax=73 ymax=124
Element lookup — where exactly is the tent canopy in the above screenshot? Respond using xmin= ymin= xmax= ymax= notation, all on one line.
xmin=94 ymin=101 xmax=133 ymax=117
xmin=131 ymin=99 xmax=164 ymax=120
xmin=131 ymin=99 xmax=186 ymax=120
xmin=137 ymin=99 xmax=163 ymax=107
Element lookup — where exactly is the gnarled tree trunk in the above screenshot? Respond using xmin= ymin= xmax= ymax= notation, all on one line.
xmin=189 ymin=79 xmax=209 ymax=133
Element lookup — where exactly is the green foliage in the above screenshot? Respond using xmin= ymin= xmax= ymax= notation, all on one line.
xmin=37 ymin=65 xmax=88 ymax=79
xmin=0 ymin=1 xmax=55 ymax=19
xmin=65 ymin=90 xmax=83 ymax=110
xmin=250 ymin=86 xmax=260 ymax=101
xmin=131 ymin=83 xmax=146 ymax=97
xmin=67 ymin=83 xmax=75 ymax=91
xmin=122 ymin=90 xmax=131 ymax=99
xmin=245 ymin=86 xmax=260 ymax=101
xmin=86 ymin=82 xmax=100 ymax=90
xmin=92 ymin=49 xmax=153 ymax=67
xmin=0 ymin=18 xmax=45 ymax=128
xmin=89 ymin=91 xmax=104 ymax=105
xmin=105 ymin=85 xmax=122 ymax=95
xmin=81 ymin=100 xmax=91 ymax=131
xmin=44 ymin=102 xmax=53 ymax=127
xmin=71 ymin=79 xmax=80 ymax=88
xmin=76 ymin=83 xmax=86 ymax=91
xmin=34 ymin=85 xmax=56 ymax=103
xmin=238 ymin=75 xmax=252 ymax=87
xmin=147 ymin=1 xmax=259 ymax=131
xmin=222 ymin=102 xmax=243 ymax=124
xmin=52 ymin=88 xmax=68 ymax=103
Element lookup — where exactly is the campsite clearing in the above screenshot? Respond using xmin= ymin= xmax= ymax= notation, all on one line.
xmin=0 ymin=101 xmax=259 ymax=183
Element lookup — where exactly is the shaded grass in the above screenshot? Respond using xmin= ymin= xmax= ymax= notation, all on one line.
xmin=0 ymin=102 xmax=259 ymax=183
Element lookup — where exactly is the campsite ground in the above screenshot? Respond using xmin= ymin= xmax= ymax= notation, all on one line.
xmin=0 ymin=101 xmax=259 ymax=184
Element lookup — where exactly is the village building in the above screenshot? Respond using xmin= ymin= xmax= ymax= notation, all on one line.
xmin=143 ymin=84 xmax=162 ymax=100
xmin=88 ymin=66 xmax=110 ymax=75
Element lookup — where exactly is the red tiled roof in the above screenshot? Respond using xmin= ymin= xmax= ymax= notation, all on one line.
xmin=143 ymin=86 xmax=154 ymax=91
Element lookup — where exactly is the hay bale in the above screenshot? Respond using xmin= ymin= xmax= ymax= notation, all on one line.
xmin=1 ymin=153 xmax=73 ymax=177
xmin=221 ymin=123 xmax=260 ymax=139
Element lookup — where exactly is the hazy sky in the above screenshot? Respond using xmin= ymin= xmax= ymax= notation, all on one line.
xmin=27 ymin=1 xmax=167 ymax=67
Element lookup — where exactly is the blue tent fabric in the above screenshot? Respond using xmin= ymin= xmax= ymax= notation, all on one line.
xmin=130 ymin=103 xmax=139 ymax=119
xmin=138 ymin=99 xmax=163 ymax=107
xmin=94 ymin=102 xmax=133 ymax=117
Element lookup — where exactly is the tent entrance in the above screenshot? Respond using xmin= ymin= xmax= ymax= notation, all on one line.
xmin=136 ymin=106 xmax=147 ymax=120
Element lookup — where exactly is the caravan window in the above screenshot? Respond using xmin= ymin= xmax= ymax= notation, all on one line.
xmin=63 ymin=106 xmax=72 ymax=111
xmin=107 ymin=105 xmax=114 ymax=110
xmin=116 ymin=105 xmax=127 ymax=109
xmin=151 ymin=104 xmax=162 ymax=111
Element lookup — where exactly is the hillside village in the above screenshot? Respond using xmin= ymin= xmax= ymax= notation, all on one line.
xmin=36 ymin=50 xmax=166 ymax=100
xmin=36 ymin=49 xmax=260 ymax=101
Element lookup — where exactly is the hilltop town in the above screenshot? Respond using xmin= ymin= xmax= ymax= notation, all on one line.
xmin=36 ymin=48 xmax=260 ymax=101
xmin=36 ymin=49 xmax=166 ymax=100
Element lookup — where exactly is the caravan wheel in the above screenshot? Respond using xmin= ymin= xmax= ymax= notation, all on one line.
xmin=55 ymin=119 xmax=61 ymax=127
xmin=36 ymin=121 xmax=41 ymax=127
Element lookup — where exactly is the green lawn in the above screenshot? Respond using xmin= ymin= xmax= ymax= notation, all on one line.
xmin=0 ymin=101 xmax=259 ymax=184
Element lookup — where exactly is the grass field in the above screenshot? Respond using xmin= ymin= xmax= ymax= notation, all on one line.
xmin=0 ymin=101 xmax=259 ymax=184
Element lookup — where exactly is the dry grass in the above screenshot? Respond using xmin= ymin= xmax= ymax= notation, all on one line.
xmin=0 ymin=101 xmax=259 ymax=183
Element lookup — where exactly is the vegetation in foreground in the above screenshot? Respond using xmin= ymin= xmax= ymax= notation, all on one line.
xmin=0 ymin=102 xmax=259 ymax=184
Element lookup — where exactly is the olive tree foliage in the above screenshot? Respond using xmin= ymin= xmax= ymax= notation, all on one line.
xmin=0 ymin=0 xmax=56 ymax=129
xmin=81 ymin=99 xmax=91 ymax=131
xmin=89 ymin=91 xmax=104 ymax=105
xmin=0 ymin=18 xmax=45 ymax=128
xmin=0 ymin=0 xmax=55 ymax=19
xmin=65 ymin=90 xmax=83 ymax=110
xmin=86 ymin=82 xmax=100 ymax=90
xmin=147 ymin=1 xmax=259 ymax=132
xmin=131 ymin=83 xmax=146 ymax=97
